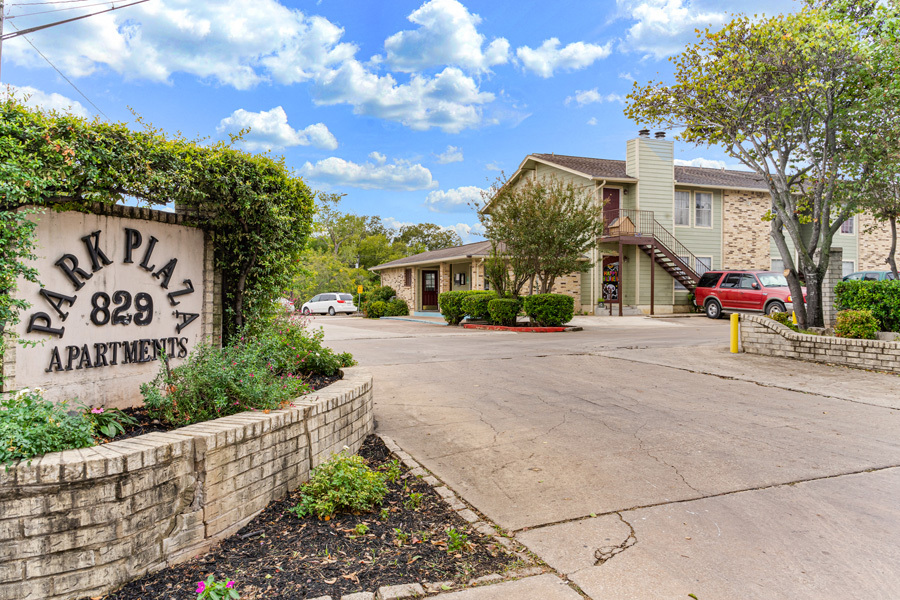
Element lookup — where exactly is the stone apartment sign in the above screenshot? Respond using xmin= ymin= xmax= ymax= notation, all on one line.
xmin=4 ymin=206 xmax=215 ymax=407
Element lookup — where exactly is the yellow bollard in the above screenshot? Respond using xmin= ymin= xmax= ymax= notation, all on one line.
xmin=792 ymin=311 xmax=798 ymax=325
xmin=730 ymin=312 xmax=740 ymax=353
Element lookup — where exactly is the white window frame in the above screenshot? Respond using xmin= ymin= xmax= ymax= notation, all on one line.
xmin=676 ymin=256 xmax=713 ymax=290
xmin=674 ymin=190 xmax=691 ymax=227
xmin=695 ymin=192 xmax=713 ymax=228
xmin=840 ymin=216 xmax=855 ymax=235
xmin=842 ymin=260 xmax=855 ymax=278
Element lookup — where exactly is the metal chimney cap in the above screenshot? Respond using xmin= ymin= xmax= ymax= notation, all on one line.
xmin=655 ymin=131 xmax=666 ymax=139
xmin=638 ymin=129 xmax=650 ymax=138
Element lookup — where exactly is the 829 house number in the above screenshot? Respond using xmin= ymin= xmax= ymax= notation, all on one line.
xmin=90 ymin=291 xmax=154 ymax=326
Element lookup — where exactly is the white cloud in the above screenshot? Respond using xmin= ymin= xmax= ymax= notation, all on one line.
xmin=587 ymin=117 xmax=599 ymax=126
xmin=4 ymin=1 xmax=357 ymax=89
xmin=216 ymin=106 xmax=337 ymax=151
xmin=369 ymin=151 xmax=387 ymax=165
xmin=5 ymin=0 xmax=496 ymax=133
xmin=618 ymin=0 xmax=727 ymax=58
xmin=619 ymin=72 xmax=635 ymax=82
xmin=565 ymin=89 xmax=626 ymax=106
xmin=313 ymin=64 xmax=494 ymax=133
xmin=516 ymin=38 xmax=612 ymax=78
xmin=485 ymin=162 xmax=501 ymax=171
xmin=384 ymin=0 xmax=509 ymax=73
xmin=675 ymin=157 xmax=726 ymax=169
xmin=447 ymin=222 xmax=486 ymax=242
xmin=299 ymin=156 xmax=437 ymax=191
xmin=424 ymin=185 xmax=484 ymax=212
xmin=436 ymin=145 xmax=464 ymax=164
xmin=1 ymin=84 xmax=90 ymax=118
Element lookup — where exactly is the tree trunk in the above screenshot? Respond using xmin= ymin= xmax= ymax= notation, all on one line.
xmin=800 ymin=265 xmax=824 ymax=328
xmin=233 ymin=251 xmax=258 ymax=332
xmin=888 ymin=216 xmax=898 ymax=280
xmin=770 ymin=218 xmax=810 ymax=328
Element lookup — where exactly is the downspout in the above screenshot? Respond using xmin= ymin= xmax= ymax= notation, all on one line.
xmin=594 ymin=180 xmax=607 ymax=312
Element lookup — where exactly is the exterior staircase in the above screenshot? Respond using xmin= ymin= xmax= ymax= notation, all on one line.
xmin=601 ymin=209 xmax=702 ymax=291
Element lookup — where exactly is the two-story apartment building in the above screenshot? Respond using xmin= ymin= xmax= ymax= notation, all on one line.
xmin=372 ymin=131 xmax=893 ymax=315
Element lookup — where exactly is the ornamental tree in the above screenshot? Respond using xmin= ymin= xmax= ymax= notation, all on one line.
xmin=477 ymin=175 xmax=603 ymax=295
xmin=625 ymin=1 xmax=899 ymax=327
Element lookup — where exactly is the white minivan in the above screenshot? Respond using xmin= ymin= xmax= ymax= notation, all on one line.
xmin=300 ymin=293 xmax=357 ymax=316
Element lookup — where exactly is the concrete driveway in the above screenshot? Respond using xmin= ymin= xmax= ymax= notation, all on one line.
xmin=317 ymin=314 xmax=900 ymax=599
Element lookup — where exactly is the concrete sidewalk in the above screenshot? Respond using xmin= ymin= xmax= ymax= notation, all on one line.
xmin=430 ymin=574 xmax=581 ymax=599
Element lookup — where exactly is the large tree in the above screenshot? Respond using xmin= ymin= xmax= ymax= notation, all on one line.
xmin=478 ymin=175 xmax=603 ymax=295
xmin=625 ymin=1 xmax=898 ymax=327
xmin=396 ymin=223 xmax=463 ymax=253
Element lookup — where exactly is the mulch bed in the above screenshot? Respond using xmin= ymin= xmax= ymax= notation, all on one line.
xmin=109 ymin=374 xmax=343 ymax=442
xmin=90 ymin=435 xmax=522 ymax=600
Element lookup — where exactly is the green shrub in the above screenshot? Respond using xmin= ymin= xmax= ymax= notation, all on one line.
xmin=142 ymin=316 xmax=354 ymax=427
xmin=834 ymin=309 xmax=879 ymax=340
xmin=385 ymin=298 xmax=409 ymax=316
xmin=768 ymin=311 xmax=797 ymax=330
xmin=370 ymin=286 xmax=397 ymax=303
xmin=438 ymin=291 xmax=467 ymax=325
xmin=0 ymin=390 xmax=96 ymax=464
xmin=522 ymin=294 xmax=574 ymax=327
xmin=461 ymin=291 xmax=498 ymax=320
xmin=289 ymin=451 xmax=388 ymax=519
xmin=488 ymin=298 xmax=521 ymax=326
xmin=366 ymin=300 xmax=388 ymax=319
xmin=835 ymin=280 xmax=900 ymax=332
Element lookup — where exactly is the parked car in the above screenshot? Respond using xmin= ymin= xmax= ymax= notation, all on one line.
xmin=300 ymin=293 xmax=357 ymax=315
xmin=694 ymin=270 xmax=805 ymax=319
xmin=842 ymin=270 xmax=897 ymax=281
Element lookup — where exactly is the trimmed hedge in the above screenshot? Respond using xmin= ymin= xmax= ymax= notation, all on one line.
xmin=835 ymin=280 xmax=900 ymax=332
xmin=386 ymin=298 xmax=409 ymax=316
xmin=522 ymin=293 xmax=574 ymax=327
xmin=488 ymin=298 xmax=521 ymax=326
xmin=438 ymin=290 xmax=494 ymax=325
xmin=366 ymin=301 xmax=388 ymax=319
xmin=834 ymin=309 xmax=879 ymax=339
xmin=462 ymin=291 xmax=498 ymax=321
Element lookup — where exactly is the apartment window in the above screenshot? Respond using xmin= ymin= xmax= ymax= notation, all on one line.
xmin=404 ymin=268 xmax=412 ymax=287
xmin=840 ymin=216 xmax=854 ymax=234
xmin=674 ymin=191 xmax=691 ymax=226
xmin=695 ymin=192 xmax=712 ymax=228
xmin=771 ymin=258 xmax=784 ymax=274
xmin=676 ymin=256 xmax=712 ymax=290
xmin=842 ymin=261 xmax=855 ymax=277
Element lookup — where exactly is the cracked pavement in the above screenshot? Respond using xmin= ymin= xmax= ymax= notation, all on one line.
xmin=319 ymin=314 xmax=900 ymax=599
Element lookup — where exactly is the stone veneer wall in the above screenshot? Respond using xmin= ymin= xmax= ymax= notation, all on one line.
xmin=0 ymin=368 xmax=373 ymax=600
xmin=858 ymin=213 xmax=894 ymax=271
xmin=549 ymin=272 xmax=581 ymax=309
xmin=722 ymin=190 xmax=772 ymax=270
xmin=378 ymin=267 xmax=416 ymax=312
xmin=740 ymin=314 xmax=900 ymax=374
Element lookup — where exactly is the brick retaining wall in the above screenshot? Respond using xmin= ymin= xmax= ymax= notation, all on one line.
xmin=740 ymin=314 xmax=900 ymax=374
xmin=0 ymin=368 xmax=373 ymax=600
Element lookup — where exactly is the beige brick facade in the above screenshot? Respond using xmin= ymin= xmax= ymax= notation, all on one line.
xmin=549 ymin=272 xmax=581 ymax=308
xmin=858 ymin=213 xmax=895 ymax=271
xmin=723 ymin=190 xmax=771 ymax=270
xmin=378 ymin=267 xmax=416 ymax=312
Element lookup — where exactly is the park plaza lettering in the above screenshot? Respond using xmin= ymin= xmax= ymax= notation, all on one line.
xmin=24 ymin=226 xmax=199 ymax=373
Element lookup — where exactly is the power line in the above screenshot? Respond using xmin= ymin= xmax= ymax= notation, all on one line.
xmin=10 ymin=1 xmax=94 ymax=6
xmin=8 ymin=1 xmax=119 ymax=19
xmin=5 ymin=19 xmax=109 ymax=119
xmin=1 ymin=0 xmax=148 ymax=41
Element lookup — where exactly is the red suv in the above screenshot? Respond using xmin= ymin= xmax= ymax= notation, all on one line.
xmin=694 ymin=271 xmax=804 ymax=319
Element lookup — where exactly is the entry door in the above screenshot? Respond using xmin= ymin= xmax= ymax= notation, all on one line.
xmin=422 ymin=270 xmax=438 ymax=310
xmin=602 ymin=256 xmax=620 ymax=303
xmin=602 ymin=188 xmax=621 ymax=230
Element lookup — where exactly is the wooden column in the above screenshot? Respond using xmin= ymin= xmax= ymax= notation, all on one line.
xmin=650 ymin=243 xmax=655 ymax=316
xmin=618 ymin=240 xmax=623 ymax=317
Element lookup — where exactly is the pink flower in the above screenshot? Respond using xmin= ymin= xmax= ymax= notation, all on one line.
xmin=196 ymin=581 xmax=205 ymax=594
xmin=226 ymin=581 xmax=235 ymax=589
xmin=249 ymin=373 xmax=254 ymax=377
xmin=91 ymin=407 xmax=104 ymax=414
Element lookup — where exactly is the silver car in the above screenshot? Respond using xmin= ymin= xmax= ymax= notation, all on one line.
xmin=300 ymin=293 xmax=357 ymax=315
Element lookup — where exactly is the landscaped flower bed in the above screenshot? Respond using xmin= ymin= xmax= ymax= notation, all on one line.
xmin=90 ymin=436 xmax=525 ymax=600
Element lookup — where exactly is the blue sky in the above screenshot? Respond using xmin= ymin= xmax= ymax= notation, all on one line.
xmin=2 ymin=0 xmax=796 ymax=241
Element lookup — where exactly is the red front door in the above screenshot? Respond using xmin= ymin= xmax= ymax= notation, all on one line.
xmin=422 ymin=270 xmax=438 ymax=310
xmin=602 ymin=188 xmax=620 ymax=226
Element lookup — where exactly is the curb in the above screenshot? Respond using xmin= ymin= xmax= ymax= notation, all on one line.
xmin=461 ymin=324 xmax=582 ymax=333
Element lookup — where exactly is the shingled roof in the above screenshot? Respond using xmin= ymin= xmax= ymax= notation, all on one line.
xmin=530 ymin=153 xmax=769 ymax=191
xmin=370 ymin=240 xmax=497 ymax=271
